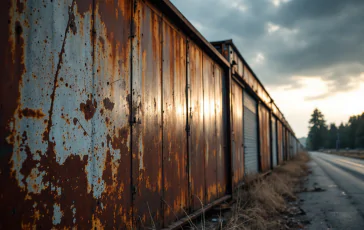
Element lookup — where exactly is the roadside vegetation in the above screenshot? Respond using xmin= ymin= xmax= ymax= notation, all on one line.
xmin=306 ymin=108 xmax=364 ymax=150
xmin=224 ymin=152 xmax=310 ymax=230
xmin=322 ymin=149 xmax=364 ymax=160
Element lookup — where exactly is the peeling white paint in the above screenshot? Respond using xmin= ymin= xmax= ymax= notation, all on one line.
xmin=25 ymin=167 xmax=47 ymax=194
xmin=52 ymin=203 xmax=63 ymax=225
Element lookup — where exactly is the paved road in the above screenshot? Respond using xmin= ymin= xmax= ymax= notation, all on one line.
xmin=300 ymin=152 xmax=364 ymax=229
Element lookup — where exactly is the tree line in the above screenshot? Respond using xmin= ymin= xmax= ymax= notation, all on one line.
xmin=307 ymin=108 xmax=364 ymax=150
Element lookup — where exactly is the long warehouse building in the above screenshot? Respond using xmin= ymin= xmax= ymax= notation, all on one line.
xmin=0 ymin=0 xmax=303 ymax=229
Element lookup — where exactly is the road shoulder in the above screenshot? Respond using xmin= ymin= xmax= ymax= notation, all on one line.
xmin=299 ymin=159 xmax=364 ymax=229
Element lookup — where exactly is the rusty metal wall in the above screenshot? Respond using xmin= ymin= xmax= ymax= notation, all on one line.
xmin=277 ymin=120 xmax=284 ymax=164
xmin=1 ymin=0 xmax=301 ymax=228
xmin=0 ymin=0 xmax=135 ymax=229
xmin=188 ymin=41 xmax=205 ymax=210
xmin=215 ymin=65 xmax=228 ymax=197
xmin=203 ymin=54 xmax=218 ymax=203
xmin=94 ymin=0 xmax=133 ymax=228
xmin=132 ymin=2 xmax=163 ymax=227
xmin=285 ymin=128 xmax=290 ymax=161
xmin=161 ymin=17 xmax=188 ymax=224
xmin=231 ymin=80 xmax=244 ymax=187
xmin=259 ymin=104 xmax=271 ymax=172
xmin=211 ymin=41 xmax=289 ymax=123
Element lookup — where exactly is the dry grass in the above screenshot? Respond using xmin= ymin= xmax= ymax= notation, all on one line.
xmin=224 ymin=152 xmax=310 ymax=230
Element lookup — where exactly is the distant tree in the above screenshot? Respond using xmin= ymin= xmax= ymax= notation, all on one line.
xmin=326 ymin=123 xmax=338 ymax=149
xmin=307 ymin=108 xmax=328 ymax=150
xmin=355 ymin=113 xmax=364 ymax=148
xmin=338 ymin=122 xmax=349 ymax=149
xmin=348 ymin=115 xmax=359 ymax=149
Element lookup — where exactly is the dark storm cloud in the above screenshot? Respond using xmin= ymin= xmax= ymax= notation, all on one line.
xmin=171 ymin=0 xmax=364 ymax=96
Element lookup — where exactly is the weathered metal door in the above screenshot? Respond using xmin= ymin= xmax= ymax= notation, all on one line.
xmin=231 ymin=80 xmax=244 ymax=186
xmin=131 ymin=2 xmax=163 ymax=227
xmin=243 ymin=91 xmax=259 ymax=175
xmin=271 ymin=117 xmax=278 ymax=167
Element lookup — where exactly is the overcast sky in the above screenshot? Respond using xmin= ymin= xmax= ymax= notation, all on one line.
xmin=171 ymin=0 xmax=364 ymax=138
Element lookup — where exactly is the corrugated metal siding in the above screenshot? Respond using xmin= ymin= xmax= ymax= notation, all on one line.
xmin=243 ymin=91 xmax=259 ymax=175
xmin=259 ymin=104 xmax=271 ymax=172
xmin=231 ymin=81 xmax=244 ymax=186
xmin=271 ymin=117 xmax=278 ymax=167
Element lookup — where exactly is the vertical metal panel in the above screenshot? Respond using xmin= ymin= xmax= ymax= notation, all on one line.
xmin=188 ymin=41 xmax=205 ymax=210
xmin=271 ymin=117 xmax=278 ymax=167
xmin=277 ymin=120 xmax=284 ymax=164
xmin=93 ymin=0 xmax=132 ymax=228
xmin=132 ymin=2 xmax=163 ymax=227
xmin=203 ymin=54 xmax=218 ymax=203
xmin=243 ymin=91 xmax=259 ymax=175
xmin=259 ymin=104 xmax=271 ymax=172
xmin=215 ymin=66 xmax=227 ymax=196
xmin=161 ymin=19 xmax=188 ymax=224
xmin=231 ymin=80 xmax=244 ymax=186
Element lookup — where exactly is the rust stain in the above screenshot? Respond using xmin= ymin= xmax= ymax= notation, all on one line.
xmin=80 ymin=99 xmax=97 ymax=121
xmin=18 ymin=108 xmax=46 ymax=119
xmin=102 ymin=97 xmax=114 ymax=111
xmin=69 ymin=6 xmax=77 ymax=35
xmin=16 ymin=0 xmax=24 ymax=14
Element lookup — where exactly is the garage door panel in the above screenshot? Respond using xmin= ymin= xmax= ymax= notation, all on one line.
xmin=243 ymin=92 xmax=258 ymax=175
